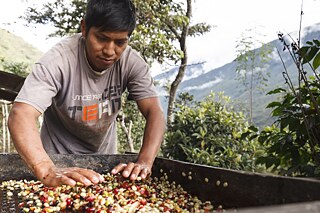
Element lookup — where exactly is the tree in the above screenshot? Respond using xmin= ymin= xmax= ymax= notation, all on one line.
xmin=235 ymin=28 xmax=273 ymax=124
xmin=142 ymin=0 xmax=212 ymax=126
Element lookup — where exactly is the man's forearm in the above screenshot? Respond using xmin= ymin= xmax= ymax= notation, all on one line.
xmin=137 ymin=110 xmax=165 ymax=166
xmin=8 ymin=103 xmax=54 ymax=178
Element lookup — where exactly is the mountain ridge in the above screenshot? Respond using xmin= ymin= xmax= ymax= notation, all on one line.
xmin=1 ymin=23 xmax=320 ymax=127
xmin=154 ymin=23 xmax=320 ymax=127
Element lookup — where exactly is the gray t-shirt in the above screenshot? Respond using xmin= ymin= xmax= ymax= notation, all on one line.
xmin=15 ymin=33 xmax=157 ymax=154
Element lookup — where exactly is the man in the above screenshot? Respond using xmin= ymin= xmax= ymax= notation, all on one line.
xmin=8 ymin=0 xmax=165 ymax=187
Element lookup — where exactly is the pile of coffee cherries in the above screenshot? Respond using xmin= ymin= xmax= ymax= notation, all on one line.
xmin=1 ymin=172 xmax=218 ymax=212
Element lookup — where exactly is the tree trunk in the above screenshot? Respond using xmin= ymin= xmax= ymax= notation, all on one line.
xmin=120 ymin=114 xmax=135 ymax=152
xmin=249 ymin=68 xmax=253 ymax=124
xmin=167 ymin=0 xmax=192 ymax=126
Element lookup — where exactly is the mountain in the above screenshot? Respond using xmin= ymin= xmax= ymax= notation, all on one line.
xmin=154 ymin=23 xmax=320 ymax=127
xmin=0 ymin=28 xmax=42 ymax=70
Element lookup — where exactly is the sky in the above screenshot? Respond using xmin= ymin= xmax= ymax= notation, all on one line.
xmin=0 ymin=0 xmax=320 ymax=75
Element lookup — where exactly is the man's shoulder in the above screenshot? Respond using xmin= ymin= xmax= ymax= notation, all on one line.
xmin=58 ymin=33 xmax=82 ymax=48
xmin=124 ymin=46 xmax=140 ymax=57
xmin=38 ymin=34 xmax=82 ymax=65
xmin=121 ymin=45 xmax=147 ymax=66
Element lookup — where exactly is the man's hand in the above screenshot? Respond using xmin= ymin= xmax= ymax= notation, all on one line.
xmin=34 ymin=162 xmax=104 ymax=187
xmin=111 ymin=161 xmax=152 ymax=181
xmin=111 ymin=97 xmax=165 ymax=181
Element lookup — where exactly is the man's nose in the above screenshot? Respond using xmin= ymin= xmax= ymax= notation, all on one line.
xmin=102 ymin=42 xmax=115 ymax=56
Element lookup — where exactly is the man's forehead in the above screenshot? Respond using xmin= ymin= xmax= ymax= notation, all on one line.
xmin=95 ymin=28 xmax=129 ymax=39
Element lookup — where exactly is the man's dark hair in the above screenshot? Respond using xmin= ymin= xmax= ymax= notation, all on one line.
xmin=85 ymin=0 xmax=136 ymax=36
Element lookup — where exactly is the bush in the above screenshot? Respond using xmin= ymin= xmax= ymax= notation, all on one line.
xmin=163 ymin=92 xmax=264 ymax=172
xmin=256 ymin=83 xmax=320 ymax=177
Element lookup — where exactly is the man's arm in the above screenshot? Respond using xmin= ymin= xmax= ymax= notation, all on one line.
xmin=8 ymin=102 xmax=104 ymax=186
xmin=112 ymin=97 xmax=165 ymax=180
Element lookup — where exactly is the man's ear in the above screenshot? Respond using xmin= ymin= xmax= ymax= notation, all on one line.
xmin=81 ymin=19 xmax=86 ymax=37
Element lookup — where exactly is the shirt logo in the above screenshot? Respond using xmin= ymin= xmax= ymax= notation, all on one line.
xmin=68 ymin=85 xmax=121 ymax=123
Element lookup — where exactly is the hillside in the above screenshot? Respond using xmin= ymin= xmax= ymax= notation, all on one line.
xmin=0 ymin=28 xmax=42 ymax=70
xmin=154 ymin=23 xmax=320 ymax=127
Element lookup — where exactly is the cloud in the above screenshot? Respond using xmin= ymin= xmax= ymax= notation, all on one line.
xmin=184 ymin=77 xmax=223 ymax=91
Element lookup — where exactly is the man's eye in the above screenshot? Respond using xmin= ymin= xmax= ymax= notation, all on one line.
xmin=97 ymin=36 xmax=107 ymax=42
xmin=116 ymin=40 xmax=127 ymax=46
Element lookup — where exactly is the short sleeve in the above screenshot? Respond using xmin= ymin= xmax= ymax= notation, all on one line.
xmin=124 ymin=49 xmax=158 ymax=101
xmin=15 ymin=63 xmax=61 ymax=113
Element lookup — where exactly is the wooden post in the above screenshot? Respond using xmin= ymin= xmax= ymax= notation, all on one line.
xmin=1 ymin=103 xmax=5 ymax=153
xmin=4 ymin=102 xmax=10 ymax=152
xmin=0 ymin=100 xmax=12 ymax=153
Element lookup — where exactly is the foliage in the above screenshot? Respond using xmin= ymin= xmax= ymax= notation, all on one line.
xmin=0 ymin=54 xmax=29 ymax=77
xmin=299 ymin=39 xmax=320 ymax=69
xmin=235 ymin=28 xmax=273 ymax=123
xmin=132 ymin=0 xmax=211 ymax=65
xmin=163 ymin=92 xmax=264 ymax=172
xmin=1 ymin=60 xmax=29 ymax=77
xmin=254 ymin=31 xmax=320 ymax=177
xmin=23 ymin=0 xmax=86 ymax=37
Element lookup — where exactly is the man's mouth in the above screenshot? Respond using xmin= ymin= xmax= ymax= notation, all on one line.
xmin=100 ymin=57 xmax=113 ymax=62
xmin=99 ymin=57 xmax=114 ymax=65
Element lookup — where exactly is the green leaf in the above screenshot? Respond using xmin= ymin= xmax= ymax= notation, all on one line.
xmin=248 ymin=126 xmax=258 ymax=132
xmin=271 ymin=107 xmax=284 ymax=116
xmin=313 ymin=39 xmax=320 ymax=46
xmin=302 ymin=46 xmax=319 ymax=64
xmin=265 ymin=157 xmax=277 ymax=168
xmin=299 ymin=46 xmax=309 ymax=60
xmin=240 ymin=131 xmax=251 ymax=140
xmin=266 ymin=101 xmax=282 ymax=108
xmin=312 ymin=52 xmax=320 ymax=70
xmin=267 ymin=88 xmax=286 ymax=95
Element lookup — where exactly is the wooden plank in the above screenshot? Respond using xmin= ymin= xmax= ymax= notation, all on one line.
xmin=0 ymin=154 xmax=320 ymax=211
xmin=0 ymin=70 xmax=25 ymax=92
xmin=153 ymin=158 xmax=320 ymax=209
xmin=0 ymin=89 xmax=18 ymax=102
xmin=235 ymin=201 xmax=320 ymax=213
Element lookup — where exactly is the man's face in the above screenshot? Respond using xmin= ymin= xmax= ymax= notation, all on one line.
xmin=82 ymin=23 xmax=129 ymax=72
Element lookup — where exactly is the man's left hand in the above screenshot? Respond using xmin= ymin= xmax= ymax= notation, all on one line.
xmin=111 ymin=162 xmax=151 ymax=180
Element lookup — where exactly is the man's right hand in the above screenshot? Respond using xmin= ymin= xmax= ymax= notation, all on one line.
xmin=34 ymin=161 xmax=105 ymax=187
xmin=8 ymin=102 xmax=104 ymax=187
